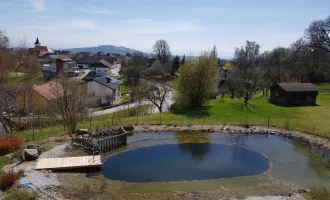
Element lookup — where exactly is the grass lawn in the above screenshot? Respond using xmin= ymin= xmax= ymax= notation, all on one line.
xmin=115 ymin=76 xmax=131 ymax=103
xmin=120 ymin=84 xmax=330 ymax=138
xmin=7 ymin=74 xmax=46 ymax=86
xmin=15 ymin=105 xmax=150 ymax=141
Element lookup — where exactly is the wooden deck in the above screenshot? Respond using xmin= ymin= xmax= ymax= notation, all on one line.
xmin=35 ymin=156 xmax=102 ymax=170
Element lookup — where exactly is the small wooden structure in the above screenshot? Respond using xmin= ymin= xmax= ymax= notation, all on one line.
xmin=35 ymin=155 xmax=102 ymax=170
xmin=73 ymin=133 xmax=127 ymax=154
xmin=270 ymin=83 xmax=318 ymax=106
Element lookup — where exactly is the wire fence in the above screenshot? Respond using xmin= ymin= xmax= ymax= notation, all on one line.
xmin=111 ymin=111 xmax=329 ymax=138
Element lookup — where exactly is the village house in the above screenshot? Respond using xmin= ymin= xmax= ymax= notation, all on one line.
xmin=32 ymin=82 xmax=64 ymax=107
xmin=76 ymin=56 xmax=118 ymax=69
xmin=270 ymin=83 xmax=318 ymax=106
xmin=42 ymin=58 xmax=78 ymax=78
xmin=82 ymin=57 xmax=118 ymax=81
xmin=84 ymin=76 xmax=122 ymax=105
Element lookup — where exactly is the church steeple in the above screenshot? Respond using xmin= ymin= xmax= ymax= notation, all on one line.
xmin=34 ymin=37 xmax=41 ymax=47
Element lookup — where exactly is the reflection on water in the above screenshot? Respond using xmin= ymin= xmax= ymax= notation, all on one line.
xmin=292 ymin=140 xmax=330 ymax=179
xmin=108 ymin=131 xmax=330 ymax=187
xmin=102 ymin=143 xmax=269 ymax=182
xmin=175 ymin=132 xmax=211 ymax=160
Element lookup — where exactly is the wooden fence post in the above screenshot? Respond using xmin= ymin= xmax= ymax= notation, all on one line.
xmin=267 ymin=116 xmax=270 ymax=128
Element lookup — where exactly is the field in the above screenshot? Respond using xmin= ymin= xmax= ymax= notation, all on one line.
xmin=120 ymin=84 xmax=330 ymax=138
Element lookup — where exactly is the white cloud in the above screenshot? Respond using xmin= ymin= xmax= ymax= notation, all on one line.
xmin=70 ymin=20 xmax=100 ymax=30
xmin=76 ymin=7 xmax=111 ymax=14
xmin=112 ymin=19 xmax=200 ymax=35
xmin=26 ymin=0 xmax=47 ymax=12
xmin=25 ymin=25 xmax=54 ymax=30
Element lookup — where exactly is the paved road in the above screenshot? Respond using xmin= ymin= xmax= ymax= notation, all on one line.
xmin=92 ymin=91 xmax=174 ymax=116
xmin=110 ymin=65 xmax=121 ymax=76
xmin=92 ymin=101 xmax=150 ymax=117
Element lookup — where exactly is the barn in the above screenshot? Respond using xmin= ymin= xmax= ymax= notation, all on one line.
xmin=270 ymin=83 xmax=318 ymax=106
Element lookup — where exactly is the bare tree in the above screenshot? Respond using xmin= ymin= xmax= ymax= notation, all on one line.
xmin=142 ymin=79 xmax=172 ymax=113
xmin=0 ymin=30 xmax=9 ymax=50
xmin=0 ymin=32 xmax=17 ymax=133
xmin=270 ymin=47 xmax=287 ymax=83
xmin=153 ymin=39 xmax=171 ymax=64
xmin=14 ymin=38 xmax=42 ymax=128
xmin=234 ymin=41 xmax=261 ymax=107
xmin=47 ymin=78 xmax=92 ymax=140
xmin=306 ymin=16 xmax=330 ymax=53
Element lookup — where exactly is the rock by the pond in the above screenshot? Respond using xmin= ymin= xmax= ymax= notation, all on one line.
xmin=76 ymin=129 xmax=89 ymax=135
xmin=123 ymin=123 xmax=134 ymax=131
xmin=23 ymin=149 xmax=39 ymax=161
xmin=27 ymin=144 xmax=42 ymax=155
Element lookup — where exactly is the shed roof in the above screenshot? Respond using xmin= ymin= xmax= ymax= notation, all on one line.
xmin=275 ymin=83 xmax=319 ymax=92
xmin=33 ymin=82 xmax=63 ymax=100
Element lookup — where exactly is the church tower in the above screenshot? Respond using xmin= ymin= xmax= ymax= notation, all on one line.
xmin=34 ymin=37 xmax=41 ymax=47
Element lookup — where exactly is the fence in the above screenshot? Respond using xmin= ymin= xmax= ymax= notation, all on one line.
xmin=73 ymin=133 xmax=127 ymax=155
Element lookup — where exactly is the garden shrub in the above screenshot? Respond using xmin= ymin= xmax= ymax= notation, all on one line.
xmin=0 ymin=136 xmax=22 ymax=156
xmin=0 ymin=171 xmax=20 ymax=190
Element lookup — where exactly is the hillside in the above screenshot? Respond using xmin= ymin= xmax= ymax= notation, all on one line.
xmin=63 ymin=45 xmax=148 ymax=55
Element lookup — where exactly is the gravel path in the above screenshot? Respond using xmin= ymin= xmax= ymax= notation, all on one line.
xmin=244 ymin=194 xmax=303 ymax=200
xmin=16 ymin=144 xmax=68 ymax=199
xmin=19 ymin=171 xmax=59 ymax=191
xmin=39 ymin=143 xmax=68 ymax=158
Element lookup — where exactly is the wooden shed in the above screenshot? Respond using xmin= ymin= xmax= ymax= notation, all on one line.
xmin=270 ymin=83 xmax=318 ymax=106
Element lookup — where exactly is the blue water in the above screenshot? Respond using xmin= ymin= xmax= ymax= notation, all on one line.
xmin=102 ymin=143 xmax=269 ymax=182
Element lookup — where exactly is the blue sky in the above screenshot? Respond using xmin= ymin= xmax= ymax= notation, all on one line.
xmin=1 ymin=0 xmax=329 ymax=57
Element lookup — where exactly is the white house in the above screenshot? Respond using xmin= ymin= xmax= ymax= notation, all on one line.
xmin=87 ymin=76 xmax=122 ymax=105
xmin=42 ymin=59 xmax=77 ymax=78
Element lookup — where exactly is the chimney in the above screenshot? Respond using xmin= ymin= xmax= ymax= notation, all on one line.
xmin=106 ymin=77 xmax=111 ymax=83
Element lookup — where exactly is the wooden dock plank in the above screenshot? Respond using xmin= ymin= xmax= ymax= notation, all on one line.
xmin=35 ymin=156 xmax=102 ymax=170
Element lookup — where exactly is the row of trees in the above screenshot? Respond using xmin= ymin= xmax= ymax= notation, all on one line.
xmin=174 ymin=16 xmax=330 ymax=109
xmin=221 ymin=16 xmax=330 ymax=106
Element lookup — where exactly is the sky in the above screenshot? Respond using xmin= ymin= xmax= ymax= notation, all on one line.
xmin=1 ymin=0 xmax=329 ymax=58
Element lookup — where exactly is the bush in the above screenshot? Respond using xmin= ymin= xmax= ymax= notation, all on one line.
xmin=0 ymin=172 xmax=20 ymax=190
xmin=0 ymin=136 xmax=22 ymax=156
xmin=3 ymin=189 xmax=38 ymax=200
xmin=310 ymin=186 xmax=330 ymax=200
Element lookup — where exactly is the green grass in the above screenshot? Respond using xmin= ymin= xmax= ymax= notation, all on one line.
xmin=119 ymin=84 xmax=330 ymax=138
xmin=7 ymin=75 xmax=45 ymax=86
xmin=0 ymin=156 xmax=10 ymax=175
xmin=117 ymin=77 xmax=131 ymax=103
xmin=15 ymin=105 xmax=150 ymax=142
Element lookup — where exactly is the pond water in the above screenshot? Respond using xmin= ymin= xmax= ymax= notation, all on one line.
xmin=103 ymin=143 xmax=269 ymax=182
xmin=102 ymin=132 xmax=330 ymax=187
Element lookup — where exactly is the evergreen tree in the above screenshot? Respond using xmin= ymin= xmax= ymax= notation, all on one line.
xmin=172 ymin=55 xmax=181 ymax=73
xmin=210 ymin=45 xmax=218 ymax=60
xmin=181 ymin=54 xmax=186 ymax=65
